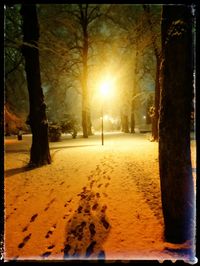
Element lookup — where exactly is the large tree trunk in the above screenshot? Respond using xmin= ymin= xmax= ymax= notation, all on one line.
xmin=82 ymin=39 xmax=89 ymax=138
xmin=20 ymin=4 xmax=51 ymax=166
xmin=121 ymin=108 xmax=129 ymax=133
xmin=80 ymin=4 xmax=93 ymax=138
xmin=159 ymin=5 xmax=195 ymax=243
xmin=124 ymin=116 xmax=129 ymax=133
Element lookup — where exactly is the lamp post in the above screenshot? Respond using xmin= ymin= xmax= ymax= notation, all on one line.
xmin=101 ymin=104 xmax=104 ymax=145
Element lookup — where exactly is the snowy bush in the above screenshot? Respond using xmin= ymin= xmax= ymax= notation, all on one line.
xmin=48 ymin=124 xmax=61 ymax=142
xmin=60 ymin=116 xmax=79 ymax=139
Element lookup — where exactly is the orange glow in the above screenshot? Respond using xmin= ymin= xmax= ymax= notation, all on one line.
xmin=100 ymin=77 xmax=114 ymax=98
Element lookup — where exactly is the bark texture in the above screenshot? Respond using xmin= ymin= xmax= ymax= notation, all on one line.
xmin=159 ymin=5 xmax=195 ymax=243
xmin=21 ymin=4 xmax=51 ymax=166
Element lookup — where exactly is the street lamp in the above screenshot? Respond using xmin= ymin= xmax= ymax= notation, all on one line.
xmin=100 ymin=81 xmax=110 ymax=146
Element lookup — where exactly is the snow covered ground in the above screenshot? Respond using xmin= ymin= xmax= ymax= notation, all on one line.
xmin=4 ymin=132 xmax=197 ymax=262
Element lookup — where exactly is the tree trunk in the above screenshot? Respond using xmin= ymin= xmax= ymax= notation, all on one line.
xmin=130 ymin=101 xmax=135 ymax=133
xmin=121 ymin=109 xmax=129 ymax=133
xmin=82 ymin=96 xmax=88 ymax=138
xmin=143 ymin=5 xmax=161 ymax=142
xmin=131 ymin=83 xmax=136 ymax=133
xmin=159 ymin=5 xmax=195 ymax=243
xmin=80 ymin=5 xmax=90 ymax=138
xmin=131 ymin=48 xmax=138 ymax=134
xmin=146 ymin=94 xmax=153 ymax=125
xmin=120 ymin=111 xmax=124 ymax=132
xmin=124 ymin=115 xmax=129 ymax=133
xmin=151 ymin=57 xmax=160 ymax=141
xmin=20 ymin=4 xmax=51 ymax=166
xmin=82 ymin=47 xmax=88 ymax=138
xmin=87 ymin=111 xmax=93 ymax=135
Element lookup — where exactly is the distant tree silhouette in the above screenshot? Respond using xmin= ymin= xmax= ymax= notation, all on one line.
xmin=143 ymin=5 xmax=161 ymax=141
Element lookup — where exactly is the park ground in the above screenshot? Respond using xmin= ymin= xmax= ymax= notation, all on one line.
xmin=4 ymin=132 xmax=197 ymax=262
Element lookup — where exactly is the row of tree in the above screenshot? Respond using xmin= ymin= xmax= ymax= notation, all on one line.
xmin=5 ymin=4 xmax=160 ymax=139
xmin=5 ymin=4 xmax=195 ymax=247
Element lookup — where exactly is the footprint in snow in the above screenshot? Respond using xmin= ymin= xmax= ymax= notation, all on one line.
xmin=92 ymin=203 xmax=98 ymax=210
xmin=22 ymin=225 xmax=28 ymax=232
xmin=41 ymin=245 xmax=55 ymax=258
xmin=90 ymin=180 xmax=95 ymax=188
xmin=64 ymin=198 xmax=72 ymax=207
xmin=18 ymin=233 xmax=32 ymax=249
xmin=41 ymin=251 xmax=51 ymax=258
xmin=48 ymin=188 xmax=54 ymax=196
xmin=101 ymin=205 xmax=107 ymax=213
xmin=89 ymin=223 xmax=96 ymax=238
xmin=63 ymin=189 xmax=110 ymax=259
xmin=44 ymin=198 xmax=56 ymax=211
xmin=96 ymin=193 xmax=100 ymax=198
xmin=101 ymin=217 xmax=110 ymax=229
xmin=48 ymin=244 xmax=55 ymax=249
xmin=45 ymin=224 xmax=57 ymax=238
xmin=30 ymin=213 xmax=38 ymax=222
xmin=63 ymin=214 xmax=70 ymax=220
xmin=105 ymin=183 xmax=109 ymax=188
xmin=78 ymin=206 xmax=83 ymax=213
xmin=85 ymin=241 xmax=96 ymax=257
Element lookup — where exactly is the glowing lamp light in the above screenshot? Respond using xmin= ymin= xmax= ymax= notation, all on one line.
xmin=100 ymin=78 xmax=114 ymax=98
xmin=104 ymin=114 xmax=109 ymax=121
xmin=100 ymin=82 xmax=109 ymax=96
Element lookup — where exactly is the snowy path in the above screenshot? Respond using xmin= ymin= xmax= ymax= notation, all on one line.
xmin=4 ymin=133 xmax=196 ymax=261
